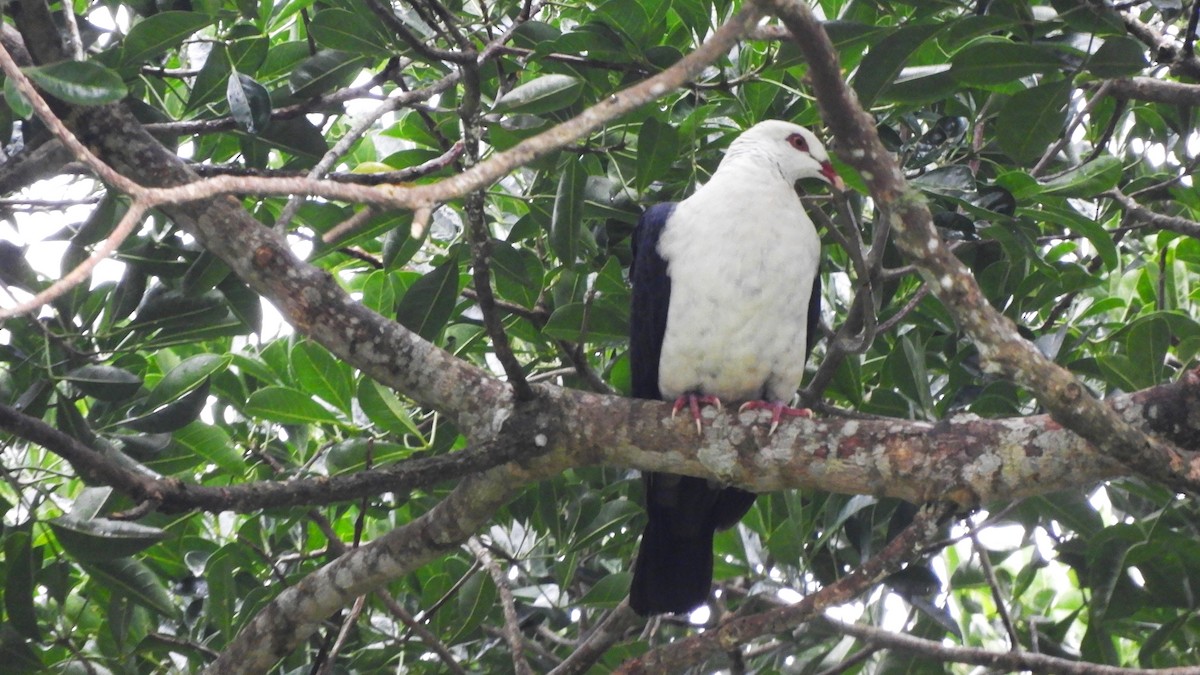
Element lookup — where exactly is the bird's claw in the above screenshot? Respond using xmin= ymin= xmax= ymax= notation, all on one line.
xmin=671 ymin=394 xmax=723 ymax=434
xmin=738 ymin=400 xmax=811 ymax=435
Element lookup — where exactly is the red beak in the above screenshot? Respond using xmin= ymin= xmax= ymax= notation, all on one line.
xmin=820 ymin=161 xmax=845 ymax=192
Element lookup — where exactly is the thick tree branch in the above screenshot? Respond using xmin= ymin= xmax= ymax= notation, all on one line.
xmin=769 ymin=0 xmax=1200 ymax=494
xmin=4 ymin=370 xmax=1199 ymax=518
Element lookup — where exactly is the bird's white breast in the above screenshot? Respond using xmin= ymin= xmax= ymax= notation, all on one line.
xmin=655 ymin=175 xmax=820 ymax=403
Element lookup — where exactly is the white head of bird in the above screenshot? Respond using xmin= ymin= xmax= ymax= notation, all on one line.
xmin=718 ymin=120 xmax=844 ymax=191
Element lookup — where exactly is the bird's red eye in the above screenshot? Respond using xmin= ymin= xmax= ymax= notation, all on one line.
xmin=787 ymin=133 xmax=809 ymax=152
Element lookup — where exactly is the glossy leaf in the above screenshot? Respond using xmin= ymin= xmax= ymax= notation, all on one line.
xmin=1087 ymin=37 xmax=1149 ymax=78
xmin=23 ymin=61 xmax=127 ymax=105
xmin=171 ymin=421 xmax=244 ymax=474
xmin=81 ymin=559 xmax=179 ymax=618
xmin=493 ymin=74 xmax=583 ymax=115
xmin=394 ymin=252 xmax=462 ymax=342
xmin=635 ymin=118 xmax=680 ymax=194
xmin=119 ymin=11 xmax=213 ymax=68
xmin=996 ymin=80 xmax=1070 ymax=164
xmin=244 ymin=386 xmax=339 ymax=424
xmin=50 ymin=517 xmax=167 ymax=561
xmin=853 ymin=22 xmax=945 ymax=107
xmin=551 ymin=157 xmax=586 ymax=263
xmin=124 ymin=378 xmax=211 ymax=433
xmin=310 ymin=8 xmax=390 ymax=54
xmin=949 ymin=42 xmax=1064 ymax=86
xmin=289 ymin=50 xmax=370 ymax=98
xmin=144 ymin=354 xmax=229 ymax=410
xmin=227 ymin=72 xmax=272 ymax=134
xmin=64 ymin=365 xmax=143 ymax=401
xmin=1040 ymin=156 xmax=1123 ymax=197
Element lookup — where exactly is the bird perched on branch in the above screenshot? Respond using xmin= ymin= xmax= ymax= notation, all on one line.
xmin=628 ymin=120 xmax=842 ymax=616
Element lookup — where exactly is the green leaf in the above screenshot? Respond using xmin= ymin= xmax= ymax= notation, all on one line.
xmin=853 ymin=22 xmax=945 ymax=107
xmin=171 ymin=421 xmax=244 ymax=474
xmin=578 ymin=572 xmax=631 ymax=607
xmin=635 ymin=118 xmax=680 ymax=194
xmin=451 ymin=571 xmax=496 ymax=643
xmin=949 ymin=42 xmax=1064 ymax=86
xmin=542 ymin=302 xmax=628 ymax=343
xmin=1087 ymin=37 xmax=1149 ymax=77
xmin=996 ymin=80 xmax=1070 ymax=164
xmin=310 ymin=8 xmax=390 ymax=54
xmin=490 ymin=241 xmax=543 ymax=308
xmin=1126 ymin=316 xmax=1170 ymax=387
xmin=493 ymin=74 xmax=583 ymax=115
xmin=23 ymin=61 xmax=127 ymax=105
xmin=0 ymin=625 xmax=42 ymax=673
xmin=226 ymin=72 xmax=271 ymax=133
xmin=185 ymin=42 xmax=231 ymax=112
xmin=288 ymin=50 xmax=369 ymax=98
xmin=81 ymin=558 xmax=179 ymax=618
xmin=244 ymin=386 xmax=339 ymax=424
xmin=1029 ymin=203 xmax=1119 ymax=270
xmin=125 ymin=378 xmax=210 ymax=433
xmin=252 ymin=116 xmax=328 ymax=160
xmin=551 ymin=157 xmax=586 ymax=263
xmin=182 ymin=250 xmax=232 ymax=296
xmin=325 ymin=439 xmax=412 ymax=474
xmin=3 ymin=76 xmax=32 ymax=118
xmin=394 ymin=252 xmax=462 ymax=342
xmin=144 ymin=354 xmax=230 ymax=410
xmin=357 ymin=379 xmax=425 ymax=440
xmin=290 ymin=342 xmax=353 ymax=413
xmin=50 ymin=517 xmax=167 ymax=562
xmin=120 ymin=12 xmax=213 ymax=68
xmin=64 ymin=365 xmax=143 ymax=401
xmin=1039 ymin=156 xmax=1123 ymax=197
xmin=4 ymin=527 xmax=39 ymax=640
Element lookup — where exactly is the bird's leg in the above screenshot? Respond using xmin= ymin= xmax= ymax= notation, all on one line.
xmin=738 ymin=400 xmax=811 ymax=435
xmin=671 ymin=393 xmax=723 ymax=434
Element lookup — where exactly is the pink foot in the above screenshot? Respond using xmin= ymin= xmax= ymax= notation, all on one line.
xmin=671 ymin=394 xmax=723 ymax=434
xmin=738 ymin=401 xmax=811 ymax=435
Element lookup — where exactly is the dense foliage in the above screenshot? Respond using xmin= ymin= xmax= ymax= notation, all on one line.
xmin=1 ymin=0 xmax=1199 ymax=672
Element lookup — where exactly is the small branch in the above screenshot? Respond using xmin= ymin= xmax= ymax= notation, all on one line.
xmin=365 ymin=0 xmax=476 ymax=64
xmin=274 ymin=71 xmax=461 ymax=233
xmin=547 ymin=603 xmax=641 ymax=675
xmin=615 ymin=502 xmax=957 ymax=673
xmin=1106 ymin=189 xmax=1200 ymax=240
xmin=968 ymin=529 xmax=1019 ymax=650
xmin=313 ymin=595 xmax=366 ymax=675
xmin=821 ymin=616 xmax=1200 ymax=674
xmin=0 ymin=400 xmax=537 ymax=514
xmin=376 ymin=592 xmax=470 ymax=675
xmin=467 ymin=537 xmax=534 ymax=675
xmin=1031 ymin=81 xmax=1113 ymax=177
xmin=1097 ymin=77 xmax=1200 ymax=106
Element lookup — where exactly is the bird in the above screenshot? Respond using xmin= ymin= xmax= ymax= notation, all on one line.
xmin=627 ymin=120 xmax=842 ymax=616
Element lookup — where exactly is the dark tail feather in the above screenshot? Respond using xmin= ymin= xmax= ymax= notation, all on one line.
xmin=629 ymin=518 xmax=714 ymax=616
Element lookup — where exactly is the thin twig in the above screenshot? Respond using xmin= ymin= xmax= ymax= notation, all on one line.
xmin=467 ymin=537 xmax=534 ymax=675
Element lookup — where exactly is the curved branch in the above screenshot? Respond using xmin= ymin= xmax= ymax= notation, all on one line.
xmin=768 ymin=0 xmax=1200 ymax=494
xmin=821 ymin=616 xmax=1200 ymax=675
xmin=201 ymin=460 xmax=537 ymax=674
xmin=614 ymin=502 xmax=956 ymax=673
xmin=0 ymin=400 xmax=537 ymax=513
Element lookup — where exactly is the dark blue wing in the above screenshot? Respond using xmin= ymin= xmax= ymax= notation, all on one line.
xmin=806 ymin=265 xmax=822 ymax=358
xmin=629 ymin=202 xmax=676 ymax=401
